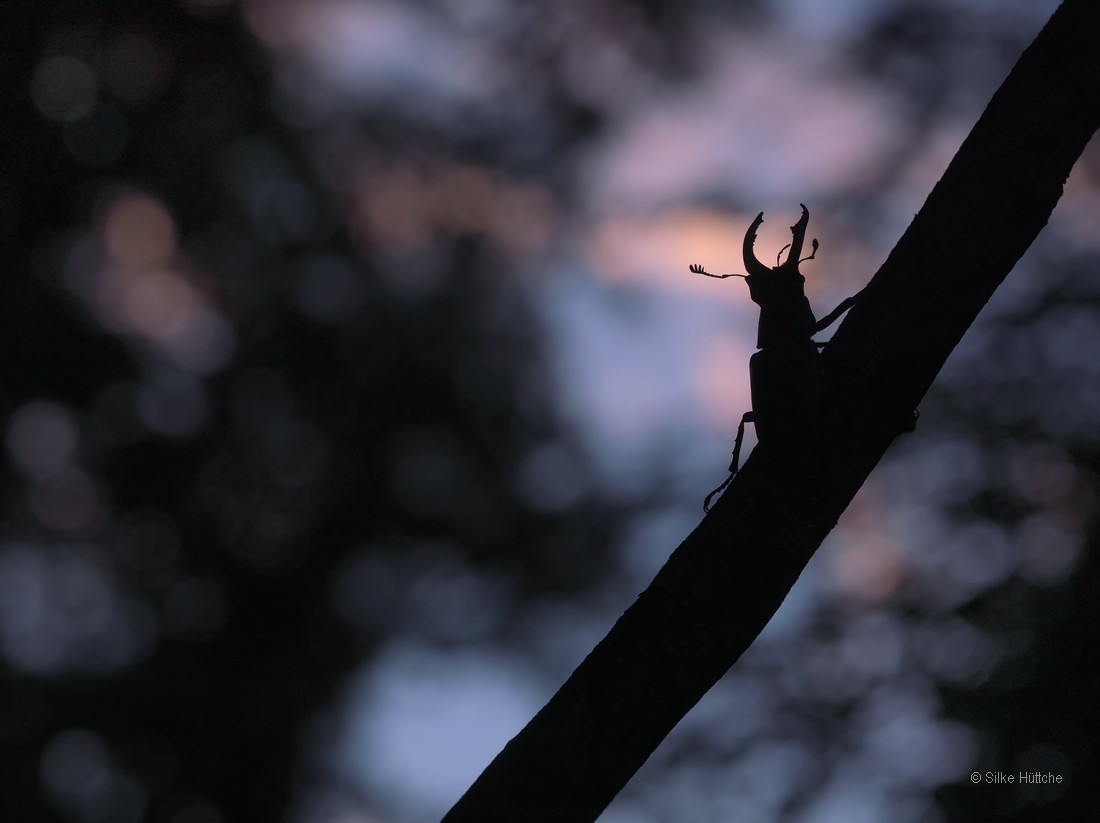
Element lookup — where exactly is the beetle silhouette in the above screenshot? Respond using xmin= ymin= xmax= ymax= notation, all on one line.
xmin=691 ymin=205 xmax=861 ymax=512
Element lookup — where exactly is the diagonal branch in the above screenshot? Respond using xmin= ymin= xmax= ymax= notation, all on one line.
xmin=443 ymin=2 xmax=1100 ymax=820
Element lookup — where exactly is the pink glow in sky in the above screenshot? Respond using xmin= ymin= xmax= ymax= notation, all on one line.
xmin=586 ymin=38 xmax=902 ymax=210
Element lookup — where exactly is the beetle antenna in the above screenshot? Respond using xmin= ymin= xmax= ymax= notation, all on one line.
xmin=689 ymin=264 xmax=746 ymax=279
xmin=799 ymin=238 xmax=819 ymax=263
xmin=776 ymin=243 xmax=791 ymax=266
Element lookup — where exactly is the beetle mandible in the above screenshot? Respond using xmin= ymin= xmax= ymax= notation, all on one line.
xmin=690 ymin=204 xmax=861 ymax=512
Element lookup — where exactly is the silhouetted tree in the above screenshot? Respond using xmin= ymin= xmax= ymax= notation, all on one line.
xmin=443 ymin=2 xmax=1100 ymax=819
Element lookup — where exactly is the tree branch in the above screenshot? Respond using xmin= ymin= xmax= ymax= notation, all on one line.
xmin=443 ymin=2 xmax=1100 ymax=820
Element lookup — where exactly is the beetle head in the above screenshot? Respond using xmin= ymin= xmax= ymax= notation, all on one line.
xmin=742 ymin=204 xmax=817 ymax=307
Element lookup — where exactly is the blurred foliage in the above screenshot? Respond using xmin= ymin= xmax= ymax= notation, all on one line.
xmin=858 ymin=5 xmax=1100 ymax=819
xmin=0 ymin=2 xmax=628 ymax=821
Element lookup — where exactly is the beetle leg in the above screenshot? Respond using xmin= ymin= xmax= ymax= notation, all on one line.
xmin=727 ymin=411 xmax=754 ymax=472
xmin=703 ymin=411 xmax=755 ymax=513
xmin=812 ymin=287 xmax=866 ymax=333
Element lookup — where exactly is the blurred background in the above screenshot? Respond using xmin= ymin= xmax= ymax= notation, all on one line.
xmin=1 ymin=0 xmax=1098 ymax=821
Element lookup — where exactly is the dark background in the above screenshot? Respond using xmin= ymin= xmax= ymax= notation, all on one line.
xmin=0 ymin=1 xmax=1097 ymax=821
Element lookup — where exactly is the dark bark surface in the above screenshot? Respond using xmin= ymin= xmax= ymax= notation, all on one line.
xmin=443 ymin=2 xmax=1100 ymax=820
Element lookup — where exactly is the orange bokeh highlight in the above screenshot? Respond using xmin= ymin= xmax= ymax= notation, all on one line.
xmin=827 ymin=482 xmax=907 ymax=603
xmin=355 ymin=164 xmax=555 ymax=259
xmin=831 ymin=534 xmax=906 ymax=604
xmin=1052 ymin=149 xmax=1100 ymax=249
xmin=589 ymin=206 xmax=853 ymax=303
xmin=585 ymin=208 xmax=745 ymax=298
xmin=584 ymin=207 xmax=835 ymax=300
xmin=104 ymin=194 xmax=178 ymax=270
xmin=91 ymin=191 xmax=233 ymax=374
xmin=121 ymin=270 xmax=198 ymax=341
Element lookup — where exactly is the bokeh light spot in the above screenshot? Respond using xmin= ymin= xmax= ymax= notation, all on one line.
xmin=40 ymin=729 xmax=114 ymax=819
xmin=514 ymin=442 xmax=588 ymax=512
xmin=295 ymin=255 xmax=366 ymax=323
xmin=31 ymin=56 xmax=98 ymax=122
xmin=122 ymin=270 xmax=196 ymax=339
xmin=105 ymin=194 xmax=178 ymax=270
xmin=136 ymin=370 xmax=208 ymax=438
xmin=344 ymin=646 xmax=546 ymax=819
xmin=1015 ymin=514 xmax=1081 ymax=585
xmin=1013 ymin=744 xmax=1071 ymax=804
xmin=28 ymin=467 xmax=105 ymax=534
xmin=102 ymin=34 xmax=163 ymax=104
xmin=6 ymin=401 xmax=78 ymax=481
xmin=251 ymin=178 xmax=317 ymax=244
xmin=0 ymin=545 xmax=154 ymax=675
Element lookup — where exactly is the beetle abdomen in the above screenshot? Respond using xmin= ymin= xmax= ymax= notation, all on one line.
xmin=748 ymin=343 xmax=822 ymax=450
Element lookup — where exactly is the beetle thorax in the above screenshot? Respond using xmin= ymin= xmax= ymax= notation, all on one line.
xmin=745 ymin=268 xmax=817 ymax=349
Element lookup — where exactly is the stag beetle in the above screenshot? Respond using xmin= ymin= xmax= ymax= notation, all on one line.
xmin=691 ymin=205 xmax=862 ymax=512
